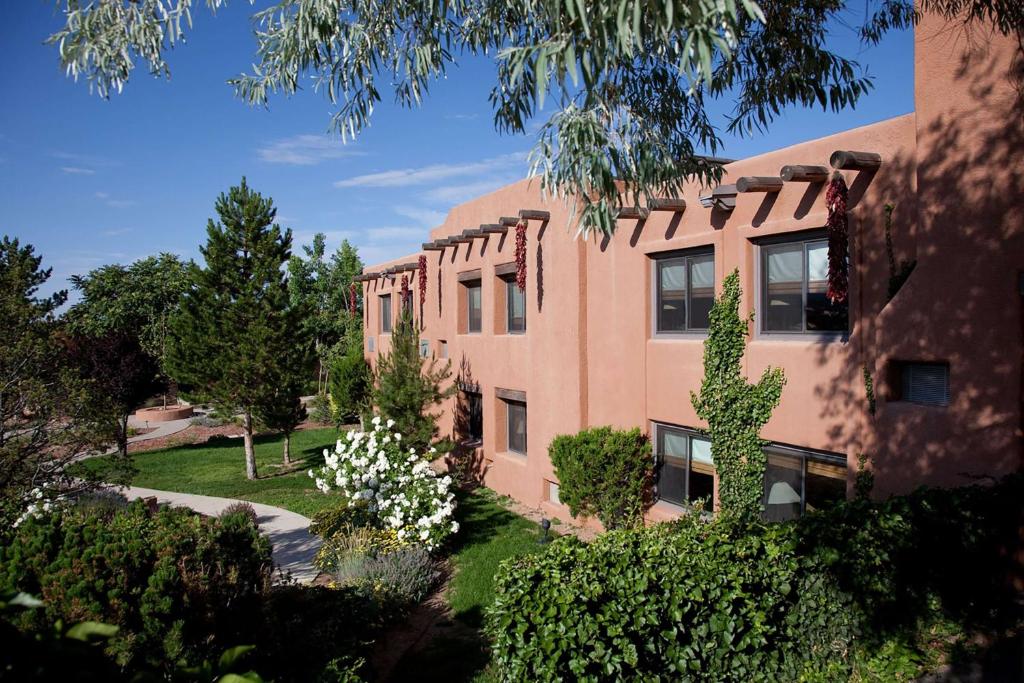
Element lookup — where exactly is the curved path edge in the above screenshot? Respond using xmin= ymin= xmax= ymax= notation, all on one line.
xmin=116 ymin=485 xmax=321 ymax=584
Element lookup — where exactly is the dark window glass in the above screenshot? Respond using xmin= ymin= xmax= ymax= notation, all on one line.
xmin=654 ymin=425 xmax=714 ymax=507
xmin=506 ymin=401 xmax=527 ymax=454
xmin=506 ymin=278 xmax=526 ymax=333
xmin=655 ymin=251 xmax=714 ymax=333
xmin=467 ymin=282 xmax=482 ymax=333
xmin=763 ymin=238 xmax=847 ymax=334
xmin=898 ymin=362 xmax=950 ymax=406
xmin=402 ymin=290 xmax=413 ymax=318
xmin=763 ymin=448 xmax=847 ymax=521
xmin=463 ymin=392 xmax=483 ymax=442
xmin=380 ymin=295 xmax=393 ymax=334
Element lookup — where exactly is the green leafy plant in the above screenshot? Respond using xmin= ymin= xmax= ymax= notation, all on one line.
xmin=329 ymin=319 xmax=371 ymax=426
xmin=548 ymin=426 xmax=652 ymax=530
xmin=863 ymin=363 xmax=877 ymax=417
xmin=691 ymin=270 xmax=785 ymax=525
xmin=0 ymin=501 xmax=272 ymax=672
xmin=854 ymin=453 xmax=875 ymax=500
xmin=486 ymin=517 xmax=856 ymax=681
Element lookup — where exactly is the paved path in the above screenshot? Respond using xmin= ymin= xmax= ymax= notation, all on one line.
xmin=118 ymin=486 xmax=321 ymax=584
xmin=126 ymin=414 xmax=192 ymax=444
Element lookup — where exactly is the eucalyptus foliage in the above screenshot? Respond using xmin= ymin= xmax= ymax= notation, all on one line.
xmin=47 ymin=0 xmax=1015 ymax=237
xmin=691 ymin=269 xmax=785 ymax=525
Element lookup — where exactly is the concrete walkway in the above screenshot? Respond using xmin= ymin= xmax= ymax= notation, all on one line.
xmin=126 ymin=413 xmax=192 ymax=444
xmin=118 ymin=486 xmax=321 ymax=584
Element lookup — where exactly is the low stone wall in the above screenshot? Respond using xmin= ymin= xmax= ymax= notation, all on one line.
xmin=135 ymin=405 xmax=194 ymax=422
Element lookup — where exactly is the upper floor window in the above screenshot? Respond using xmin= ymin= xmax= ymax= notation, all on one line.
xmin=653 ymin=423 xmax=714 ymax=508
xmin=762 ymin=444 xmax=846 ymax=522
xmin=654 ymin=250 xmax=714 ymax=334
xmin=892 ymin=361 xmax=950 ymax=406
xmin=466 ymin=281 xmax=482 ymax=333
xmin=505 ymin=277 xmax=526 ymax=333
xmin=379 ymin=294 xmax=393 ymax=334
xmin=761 ymin=235 xmax=847 ymax=334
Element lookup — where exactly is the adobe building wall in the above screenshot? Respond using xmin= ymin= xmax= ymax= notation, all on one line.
xmin=360 ymin=11 xmax=1024 ymax=523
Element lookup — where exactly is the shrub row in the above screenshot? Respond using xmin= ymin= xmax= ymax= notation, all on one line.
xmin=488 ymin=474 xmax=1024 ymax=682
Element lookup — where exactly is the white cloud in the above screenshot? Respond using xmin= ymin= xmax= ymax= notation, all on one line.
xmin=257 ymin=134 xmax=364 ymax=165
xmin=365 ymin=226 xmax=426 ymax=242
xmin=50 ymin=151 xmax=119 ymax=167
xmin=333 ymin=152 xmax=527 ymax=188
xmin=94 ymin=191 xmax=136 ymax=209
xmin=445 ymin=113 xmax=479 ymax=121
xmin=61 ymin=166 xmax=95 ymax=175
xmin=421 ymin=176 xmax=523 ymax=204
xmin=393 ymin=205 xmax=446 ymax=226
xmin=100 ymin=227 xmax=134 ymax=237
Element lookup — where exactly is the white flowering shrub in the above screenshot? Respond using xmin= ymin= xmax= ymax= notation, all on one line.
xmin=12 ymin=487 xmax=65 ymax=528
xmin=310 ymin=416 xmax=458 ymax=550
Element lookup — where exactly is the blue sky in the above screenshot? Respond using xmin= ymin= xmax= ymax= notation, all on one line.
xmin=0 ymin=3 xmax=913 ymax=298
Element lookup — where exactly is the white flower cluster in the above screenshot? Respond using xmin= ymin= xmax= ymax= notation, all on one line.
xmin=13 ymin=487 xmax=63 ymax=528
xmin=309 ymin=416 xmax=458 ymax=550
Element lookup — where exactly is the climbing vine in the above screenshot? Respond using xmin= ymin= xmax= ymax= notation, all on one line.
xmin=691 ymin=270 xmax=786 ymax=526
xmin=514 ymin=221 xmax=527 ymax=291
xmin=862 ymin=364 xmax=876 ymax=417
xmin=826 ymin=172 xmax=850 ymax=304
xmin=884 ymin=202 xmax=916 ymax=301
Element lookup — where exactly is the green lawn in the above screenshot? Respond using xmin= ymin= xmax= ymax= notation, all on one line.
xmin=391 ymin=488 xmax=551 ymax=682
xmin=81 ymin=427 xmax=344 ymax=518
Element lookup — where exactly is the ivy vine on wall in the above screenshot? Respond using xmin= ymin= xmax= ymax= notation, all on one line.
xmin=691 ymin=270 xmax=786 ymax=525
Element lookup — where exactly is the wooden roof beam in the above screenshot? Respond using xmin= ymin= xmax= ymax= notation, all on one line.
xmin=499 ymin=216 xmax=520 ymax=226
xmin=830 ymin=150 xmax=882 ymax=171
xmin=518 ymin=209 xmax=550 ymax=221
xmin=780 ymin=165 xmax=829 ymax=182
xmin=616 ymin=207 xmax=650 ymax=220
xmin=461 ymin=228 xmax=484 ymax=239
xmin=422 ymin=241 xmax=444 ymax=251
xmin=736 ymin=176 xmax=784 ymax=193
xmin=699 ymin=184 xmax=737 ymax=210
xmin=648 ymin=198 xmax=687 ymax=212
xmin=480 ymin=224 xmax=508 ymax=234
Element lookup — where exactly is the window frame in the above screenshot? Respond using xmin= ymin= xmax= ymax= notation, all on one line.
xmin=504 ymin=276 xmax=527 ymax=334
xmin=465 ymin=280 xmax=482 ymax=334
xmin=504 ymin=399 xmax=527 ymax=456
xmin=761 ymin=442 xmax=847 ymax=521
xmin=461 ymin=390 xmax=484 ymax=444
xmin=650 ymin=422 xmax=715 ymax=510
xmin=892 ymin=361 xmax=950 ymax=407
xmin=379 ymin=293 xmax=393 ymax=335
xmin=650 ymin=247 xmax=715 ymax=338
xmin=755 ymin=231 xmax=849 ymax=340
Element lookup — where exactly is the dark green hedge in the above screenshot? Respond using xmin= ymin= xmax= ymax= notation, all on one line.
xmin=0 ymin=500 xmax=272 ymax=672
xmin=549 ymin=426 xmax=652 ymax=530
xmin=487 ymin=474 xmax=1024 ymax=682
xmin=487 ymin=516 xmax=854 ymax=681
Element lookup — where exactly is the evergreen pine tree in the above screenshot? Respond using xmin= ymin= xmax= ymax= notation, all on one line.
xmin=370 ymin=310 xmax=454 ymax=452
xmin=166 ymin=179 xmax=311 ymax=480
xmin=328 ymin=315 xmax=370 ymax=426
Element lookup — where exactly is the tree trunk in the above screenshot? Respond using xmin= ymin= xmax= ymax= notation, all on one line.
xmin=243 ymin=410 xmax=258 ymax=480
xmin=119 ymin=414 xmax=130 ymax=460
xmin=283 ymin=432 xmax=291 ymax=466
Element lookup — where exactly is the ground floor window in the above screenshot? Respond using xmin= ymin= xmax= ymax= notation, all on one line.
xmin=505 ymin=400 xmax=527 ymax=455
xmin=652 ymin=423 xmax=714 ymax=508
xmin=458 ymin=390 xmax=483 ymax=444
xmin=762 ymin=445 xmax=847 ymax=522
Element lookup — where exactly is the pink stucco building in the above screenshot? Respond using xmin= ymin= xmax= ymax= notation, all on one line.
xmin=357 ymin=13 xmax=1024 ymax=526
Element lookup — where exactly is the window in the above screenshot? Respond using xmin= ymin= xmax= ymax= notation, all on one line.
xmin=505 ymin=400 xmax=527 ymax=455
xmin=419 ymin=339 xmax=430 ymax=358
xmin=505 ymin=278 xmax=526 ymax=333
xmin=438 ymin=340 xmax=448 ymax=359
xmin=761 ymin=236 xmax=848 ymax=334
xmin=762 ymin=445 xmax=846 ymax=522
xmin=653 ymin=424 xmax=714 ymax=507
xmin=654 ymin=250 xmax=714 ymax=333
xmin=547 ymin=481 xmax=561 ymax=506
xmin=893 ymin=362 xmax=950 ymax=406
xmin=401 ymin=290 xmax=413 ymax=319
xmin=379 ymin=294 xmax=393 ymax=334
xmin=367 ymin=336 xmax=375 ymax=353
xmin=460 ymin=391 xmax=483 ymax=443
xmin=466 ymin=281 xmax=482 ymax=333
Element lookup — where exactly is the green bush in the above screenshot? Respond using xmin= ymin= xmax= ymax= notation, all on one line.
xmin=0 ymin=500 xmax=272 ymax=672
xmin=329 ymin=323 xmax=371 ymax=425
xmin=548 ymin=426 xmax=652 ymax=530
xmin=308 ymin=500 xmax=375 ymax=541
xmin=221 ymin=500 xmax=260 ymax=527
xmin=487 ymin=516 xmax=855 ymax=682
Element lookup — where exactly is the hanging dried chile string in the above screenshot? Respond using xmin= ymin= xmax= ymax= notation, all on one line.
xmin=418 ymin=255 xmax=427 ymax=308
xmin=515 ymin=221 xmax=527 ymax=292
xmin=825 ymin=173 xmax=849 ymax=304
xmin=400 ymin=274 xmax=411 ymax=312
xmin=348 ymin=283 xmax=357 ymax=317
